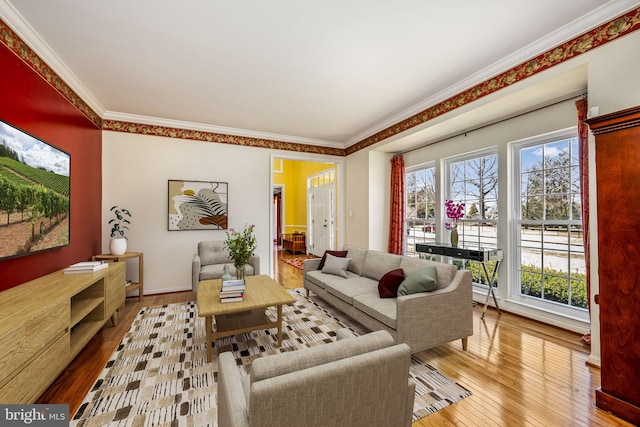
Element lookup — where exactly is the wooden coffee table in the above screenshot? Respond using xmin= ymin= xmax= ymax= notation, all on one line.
xmin=196 ymin=275 xmax=296 ymax=362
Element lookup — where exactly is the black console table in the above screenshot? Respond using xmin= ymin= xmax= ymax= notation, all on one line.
xmin=416 ymin=243 xmax=503 ymax=318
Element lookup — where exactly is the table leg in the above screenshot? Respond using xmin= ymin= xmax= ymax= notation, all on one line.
xmin=481 ymin=260 xmax=501 ymax=319
xmin=205 ymin=315 xmax=213 ymax=362
xmin=277 ymin=305 xmax=283 ymax=347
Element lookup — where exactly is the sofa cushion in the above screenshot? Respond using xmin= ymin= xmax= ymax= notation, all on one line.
xmin=342 ymin=245 xmax=368 ymax=275
xmin=378 ymin=268 xmax=404 ymax=298
xmin=317 ymin=250 xmax=348 ymax=270
xmin=400 ymin=256 xmax=457 ymax=290
xmin=198 ymin=240 xmax=233 ymax=266
xmin=363 ymin=250 xmax=403 ymax=281
xmin=398 ymin=266 xmax=438 ymax=295
xmin=322 ymin=254 xmax=351 ymax=278
xmin=353 ymin=291 xmax=397 ymax=329
xmin=324 ymin=276 xmax=377 ymax=305
xmin=305 ymin=269 xmax=359 ymax=290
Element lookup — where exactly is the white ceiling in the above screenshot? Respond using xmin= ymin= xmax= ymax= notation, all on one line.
xmin=1 ymin=0 xmax=638 ymax=151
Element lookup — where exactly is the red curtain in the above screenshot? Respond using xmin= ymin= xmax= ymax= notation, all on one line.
xmin=576 ymin=97 xmax=591 ymax=345
xmin=388 ymin=155 xmax=405 ymax=254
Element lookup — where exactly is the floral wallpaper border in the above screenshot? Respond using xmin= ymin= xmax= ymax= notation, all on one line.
xmin=2 ymin=8 xmax=640 ymax=156
xmin=102 ymin=120 xmax=346 ymax=156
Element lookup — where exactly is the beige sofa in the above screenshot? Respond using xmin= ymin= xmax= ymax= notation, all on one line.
xmin=304 ymin=245 xmax=473 ymax=353
xmin=192 ymin=240 xmax=260 ymax=292
xmin=217 ymin=328 xmax=415 ymax=427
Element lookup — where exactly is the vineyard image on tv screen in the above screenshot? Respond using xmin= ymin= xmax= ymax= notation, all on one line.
xmin=0 ymin=120 xmax=70 ymax=260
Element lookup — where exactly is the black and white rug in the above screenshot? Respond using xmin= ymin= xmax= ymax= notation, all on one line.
xmin=72 ymin=289 xmax=471 ymax=426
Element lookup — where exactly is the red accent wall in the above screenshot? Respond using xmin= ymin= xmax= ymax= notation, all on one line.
xmin=0 ymin=42 xmax=102 ymax=291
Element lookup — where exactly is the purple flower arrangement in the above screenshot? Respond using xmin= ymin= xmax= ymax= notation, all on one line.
xmin=444 ymin=200 xmax=465 ymax=231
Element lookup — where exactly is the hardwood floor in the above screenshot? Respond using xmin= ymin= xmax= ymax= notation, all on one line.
xmin=38 ymin=248 xmax=631 ymax=426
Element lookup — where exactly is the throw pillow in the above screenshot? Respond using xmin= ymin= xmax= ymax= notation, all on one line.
xmin=317 ymin=250 xmax=348 ymax=270
xmin=321 ymin=253 xmax=351 ymax=278
xmin=397 ymin=266 xmax=438 ymax=296
xmin=378 ymin=268 xmax=405 ymax=298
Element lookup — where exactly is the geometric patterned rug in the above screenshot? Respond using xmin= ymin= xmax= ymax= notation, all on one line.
xmin=71 ymin=288 xmax=471 ymax=426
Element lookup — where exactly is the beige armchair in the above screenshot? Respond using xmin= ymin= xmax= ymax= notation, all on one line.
xmin=191 ymin=240 xmax=260 ymax=292
xmin=217 ymin=329 xmax=415 ymax=427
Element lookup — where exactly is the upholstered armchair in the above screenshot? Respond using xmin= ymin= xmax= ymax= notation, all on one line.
xmin=191 ymin=240 xmax=260 ymax=292
xmin=217 ymin=329 xmax=415 ymax=427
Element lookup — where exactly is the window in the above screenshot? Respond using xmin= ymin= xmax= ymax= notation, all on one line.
xmin=405 ymin=165 xmax=436 ymax=256
xmin=446 ymin=151 xmax=498 ymax=283
xmin=514 ymin=129 xmax=587 ymax=312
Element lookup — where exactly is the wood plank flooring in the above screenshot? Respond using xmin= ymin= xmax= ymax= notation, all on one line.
xmin=37 ymin=249 xmax=631 ymax=426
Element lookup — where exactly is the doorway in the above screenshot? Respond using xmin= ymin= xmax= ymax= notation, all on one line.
xmin=271 ymin=156 xmax=343 ymax=274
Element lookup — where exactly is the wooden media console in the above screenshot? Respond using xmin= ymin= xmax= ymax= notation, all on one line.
xmin=0 ymin=262 xmax=125 ymax=403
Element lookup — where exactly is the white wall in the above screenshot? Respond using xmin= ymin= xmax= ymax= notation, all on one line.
xmin=344 ymin=150 xmax=369 ymax=247
xmin=368 ymin=151 xmax=391 ymax=251
xmin=102 ymin=131 xmax=271 ymax=294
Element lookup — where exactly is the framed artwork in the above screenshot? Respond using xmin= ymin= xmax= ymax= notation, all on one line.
xmin=168 ymin=180 xmax=228 ymax=230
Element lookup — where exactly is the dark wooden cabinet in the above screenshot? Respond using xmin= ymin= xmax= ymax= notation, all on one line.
xmin=587 ymin=106 xmax=640 ymax=425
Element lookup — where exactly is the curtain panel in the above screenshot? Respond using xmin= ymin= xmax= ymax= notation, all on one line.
xmin=388 ymin=155 xmax=405 ymax=255
xmin=576 ymin=97 xmax=591 ymax=345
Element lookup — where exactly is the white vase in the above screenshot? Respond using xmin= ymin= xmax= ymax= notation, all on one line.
xmin=109 ymin=238 xmax=127 ymax=255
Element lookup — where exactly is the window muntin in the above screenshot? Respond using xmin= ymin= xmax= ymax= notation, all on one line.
xmin=447 ymin=152 xmax=499 ymax=282
xmin=405 ymin=165 xmax=436 ymax=256
xmin=515 ymin=133 xmax=586 ymax=310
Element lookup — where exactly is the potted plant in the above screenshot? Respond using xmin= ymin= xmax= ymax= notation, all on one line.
xmin=108 ymin=205 xmax=132 ymax=255
xmin=224 ymin=224 xmax=257 ymax=279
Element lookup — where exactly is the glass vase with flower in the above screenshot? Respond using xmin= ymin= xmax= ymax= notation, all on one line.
xmin=444 ymin=200 xmax=465 ymax=247
xmin=224 ymin=224 xmax=257 ymax=280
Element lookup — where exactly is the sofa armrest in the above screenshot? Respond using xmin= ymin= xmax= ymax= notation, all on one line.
xmin=218 ymin=352 xmax=250 ymax=427
xmin=303 ymin=258 xmax=321 ymax=273
xmin=248 ymin=255 xmax=260 ymax=276
xmin=336 ymin=328 xmax=357 ymax=341
xmin=192 ymin=254 xmax=201 ymax=293
xmin=405 ymin=378 xmax=416 ymax=427
xmin=395 ymin=269 xmax=473 ymax=352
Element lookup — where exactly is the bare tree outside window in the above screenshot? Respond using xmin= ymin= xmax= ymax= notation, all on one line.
xmin=405 ymin=166 xmax=436 ymax=255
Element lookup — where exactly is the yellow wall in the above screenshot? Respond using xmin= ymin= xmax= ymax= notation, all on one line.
xmin=273 ymin=158 xmax=335 ymax=234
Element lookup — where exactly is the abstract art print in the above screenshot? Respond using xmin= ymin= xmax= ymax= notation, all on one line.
xmin=168 ymin=180 xmax=228 ymax=230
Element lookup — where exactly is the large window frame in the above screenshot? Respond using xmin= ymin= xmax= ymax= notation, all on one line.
xmin=445 ymin=149 xmax=499 ymax=284
xmin=511 ymin=127 xmax=588 ymax=319
xmin=405 ymin=163 xmax=436 ymax=256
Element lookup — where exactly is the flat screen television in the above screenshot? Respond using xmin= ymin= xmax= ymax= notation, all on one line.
xmin=0 ymin=119 xmax=70 ymax=260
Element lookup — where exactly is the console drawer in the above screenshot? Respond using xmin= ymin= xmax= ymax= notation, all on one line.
xmin=0 ymin=330 xmax=70 ymax=403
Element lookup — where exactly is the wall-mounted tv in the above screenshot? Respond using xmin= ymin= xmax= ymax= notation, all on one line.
xmin=0 ymin=119 xmax=70 ymax=260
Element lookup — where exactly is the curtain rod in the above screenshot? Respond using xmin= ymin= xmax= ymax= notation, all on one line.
xmin=400 ymin=91 xmax=587 ymax=155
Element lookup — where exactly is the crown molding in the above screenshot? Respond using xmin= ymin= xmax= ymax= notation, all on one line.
xmin=346 ymin=0 xmax=640 ymax=147
xmin=102 ymin=111 xmax=344 ymax=149
xmin=0 ymin=0 xmax=105 ymax=118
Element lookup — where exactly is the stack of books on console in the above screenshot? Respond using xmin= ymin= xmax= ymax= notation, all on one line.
xmin=64 ymin=261 xmax=108 ymax=274
xmin=220 ymin=279 xmax=245 ymax=303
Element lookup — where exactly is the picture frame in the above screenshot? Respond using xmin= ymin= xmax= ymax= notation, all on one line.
xmin=168 ymin=180 xmax=228 ymax=231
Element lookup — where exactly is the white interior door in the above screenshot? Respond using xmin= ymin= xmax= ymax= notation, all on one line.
xmin=308 ymin=183 xmax=334 ymax=257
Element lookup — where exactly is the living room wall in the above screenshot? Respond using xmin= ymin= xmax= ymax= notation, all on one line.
xmin=343 ymin=29 xmax=640 ymax=367
xmin=0 ymin=42 xmax=102 ymax=291
xmin=101 ymin=132 xmax=338 ymax=294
